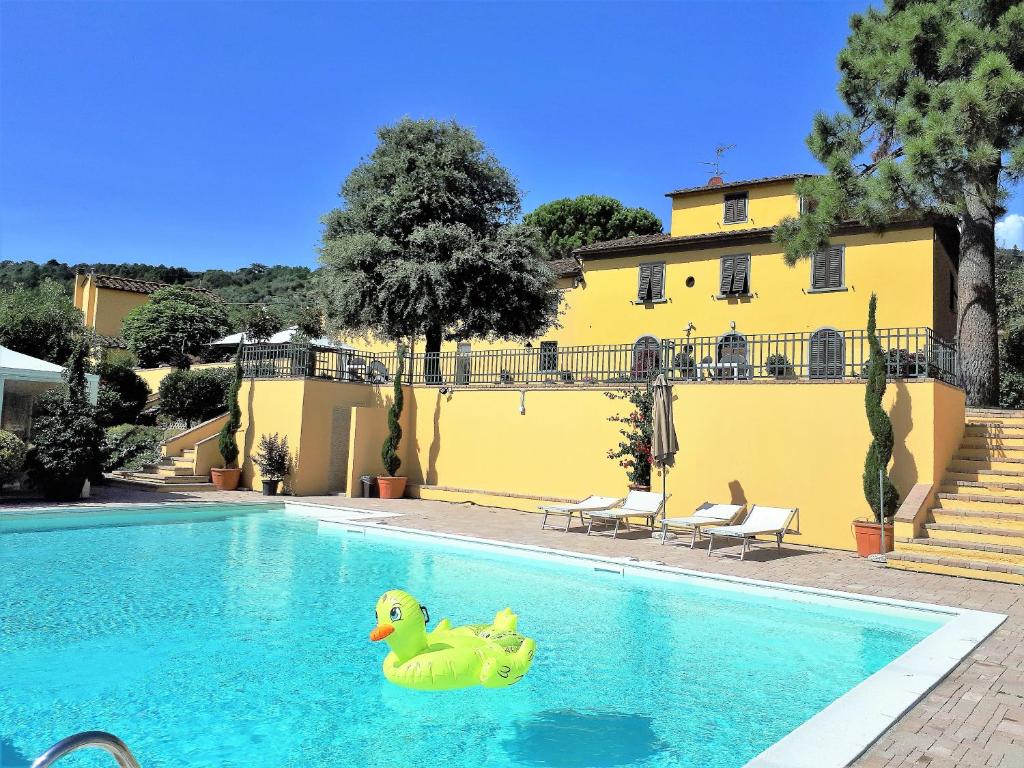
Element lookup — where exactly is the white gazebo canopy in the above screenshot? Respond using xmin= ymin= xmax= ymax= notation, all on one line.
xmin=210 ymin=326 xmax=355 ymax=351
xmin=0 ymin=346 xmax=99 ymax=439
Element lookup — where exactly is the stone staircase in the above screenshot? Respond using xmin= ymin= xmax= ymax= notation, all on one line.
xmin=108 ymin=414 xmax=228 ymax=492
xmin=889 ymin=407 xmax=1024 ymax=584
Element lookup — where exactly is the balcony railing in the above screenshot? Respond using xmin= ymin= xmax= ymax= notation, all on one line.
xmin=239 ymin=327 xmax=958 ymax=388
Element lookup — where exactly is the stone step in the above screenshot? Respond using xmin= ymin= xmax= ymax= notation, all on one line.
xmin=887 ymin=551 xmax=1024 ymax=584
xmin=959 ymin=438 xmax=1024 ymax=451
xmin=936 ymin=492 xmax=1024 ymax=513
xmin=955 ymin=448 xmax=1024 ymax=463
xmin=967 ymin=407 xmax=1024 ymax=417
xmin=104 ymin=475 xmax=218 ymax=493
xmin=964 ymin=423 xmax=1024 ymax=436
xmin=169 ymin=456 xmax=196 ymax=468
xmin=931 ymin=506 xmax=1024 ymax=531
xmin=900 ymin=537 xmax=1024 ymax=566
xmin=129 ymin=472 xmax=212 ymax=485
xmin=946 ymin=470 xmax=1024 ymax=485
xmin=951 ymin=457 xmax=1024 ymax=474
xmin=143 ymin=462 xmax=196 ymax=477
xmin=925 ymin=520 xmax=1024 ymax=546
xmin=941 ymin=481 xmax=1024 ymax=496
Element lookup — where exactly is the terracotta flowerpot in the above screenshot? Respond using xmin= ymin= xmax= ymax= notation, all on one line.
xmin=211 ymin=467 xmax=242 ymax=491
xmin=853 ymin=519 xmax=894 ymax=557
xmin=377 ymin=476 xmax=407 ymax=499
xmin=628 ymin=483 xmax=651 ymax=492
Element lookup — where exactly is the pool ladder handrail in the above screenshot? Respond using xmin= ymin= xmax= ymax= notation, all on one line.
xmin=31 ymin=730 xmax=141 ymax=768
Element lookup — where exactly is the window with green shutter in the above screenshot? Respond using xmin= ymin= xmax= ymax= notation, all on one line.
xmin=811 ymin=245 xmax=844 ymax=291
xmin=719 ymin=254 xmax=750 ymax=296
xmin=809 ymin=328 xmax=845 ymax=379
xmin=637 ymin=262 xmax=665 ymax=302
xmin=723 ymin=192 xmax=748 ymax=224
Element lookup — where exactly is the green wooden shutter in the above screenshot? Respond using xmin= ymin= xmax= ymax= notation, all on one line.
xmin=720 ymin=256 xmax=735 ymax=294
xmin=651 ymin=263 xmax=665 ymax=300
xmin=731 ymin=254 xmax=749 ymax=294
xmin=812 ymin=250 xmax=828 ymax=290
xmin=827 ymin=246 xmax=843 ymax=288
xmin=637 ymin=263 xmax=652 ymax=301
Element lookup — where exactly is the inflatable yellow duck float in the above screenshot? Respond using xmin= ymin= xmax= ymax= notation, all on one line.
xmin=369 ymin=589 xmax=536 ymax=691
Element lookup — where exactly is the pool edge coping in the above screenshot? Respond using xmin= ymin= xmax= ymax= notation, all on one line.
xmin=291 ymin=503 xmax=1007 ymax=768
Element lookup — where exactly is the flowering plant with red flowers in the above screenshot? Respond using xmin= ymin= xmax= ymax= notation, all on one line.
xmin=605 ymin=387 xmax=653 ymax=487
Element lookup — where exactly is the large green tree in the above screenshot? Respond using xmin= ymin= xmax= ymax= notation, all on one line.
xmin=0 ymin=279 xmax=84 ymax=364
xmin=774 ymin=0 xmax=1024 ymax=405
xmin=997 ymin=245 xmax=1024 ymax=407
xmin=318 ymin=118 xmax=557 ymax=365
xmin=121 ymin=286 xmax=229 ymax=368
xmin=523 ymin=195 xmax=663 ymax=259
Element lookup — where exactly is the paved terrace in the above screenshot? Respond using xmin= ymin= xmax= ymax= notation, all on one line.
xmin=7 ymin=486 xmax=1024 ymax=768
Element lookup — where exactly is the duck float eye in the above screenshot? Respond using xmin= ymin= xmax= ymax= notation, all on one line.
xmin=369 ymin=590 xmax=536 ymax=691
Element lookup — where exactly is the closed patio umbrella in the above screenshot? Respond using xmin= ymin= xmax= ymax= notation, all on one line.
xmin=651 ymin=374 xmax=678 ymax=526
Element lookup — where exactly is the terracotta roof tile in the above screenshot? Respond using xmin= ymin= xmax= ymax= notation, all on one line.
xmin=548 ymin=257 xmax=583 ymax=278
xmin=574 ymin=227 xmax=773 ymax=256
xmin=90 ymin=273 xmax=215 ymax=296
xmin=665 ymin=173 xmax=814 ymax=197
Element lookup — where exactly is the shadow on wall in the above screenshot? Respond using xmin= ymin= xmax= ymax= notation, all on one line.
xmin=888 ymin=381 xmax=918 ymax=496
xmin=728 ymin=479 xmax=747 ymax=507
xmin=426 ymin=389 xmax=446 ymax=485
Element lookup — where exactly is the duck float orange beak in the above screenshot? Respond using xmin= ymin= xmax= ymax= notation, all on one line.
xmin=369 ymin=624 xmax=394 ymax=642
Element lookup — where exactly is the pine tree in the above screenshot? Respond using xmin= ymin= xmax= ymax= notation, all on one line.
xmin=774 ymin=0 xmax=1024 ymax=405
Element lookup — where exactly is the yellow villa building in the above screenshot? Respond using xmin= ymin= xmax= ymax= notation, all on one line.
xmin=109 ymin=173 xmax=1024 ymax=583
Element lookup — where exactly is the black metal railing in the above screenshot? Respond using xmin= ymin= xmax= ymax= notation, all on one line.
xmin=238 ymin=327 xmax=958 ymax=388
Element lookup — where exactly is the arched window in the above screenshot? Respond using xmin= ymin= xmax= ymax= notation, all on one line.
xmin=809 ymin=328 xmax=845 ymax=379
xmin=632 ymin=335 xmax=660 ymax=379
xmin=715 ymin=332 xmax=749 ymax=380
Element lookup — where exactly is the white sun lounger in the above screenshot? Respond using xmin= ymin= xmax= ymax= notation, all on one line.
xmin=586 ymin=490 xmax=669 ymax=538
xmin=705 ymin=505 xmax=798 ymax=560
xmin=539 ymin=496 xmax=622 ymax=531
xmin=660 ymin=503 xmax=746 ymax=548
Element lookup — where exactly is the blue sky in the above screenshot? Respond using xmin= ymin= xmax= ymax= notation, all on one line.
xmin=1 ymin=1 xmax=1021 ymax=271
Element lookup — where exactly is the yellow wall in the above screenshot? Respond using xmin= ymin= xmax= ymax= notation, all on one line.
xmin=556 ymin=226 xmax=938 ymax=345
xmin=380 ymin=380 xmax=960 ymax=550
xmin=135 ymin=362 xmax=232 ymax=396
xmin=73 ymin=275 xmax=151 ymax=337
xmin=669 ymin=181 xmax=800 ymax=237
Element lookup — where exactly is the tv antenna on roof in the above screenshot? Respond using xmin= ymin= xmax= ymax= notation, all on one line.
xmin=699 ymin=144 xmax=736 ymax=181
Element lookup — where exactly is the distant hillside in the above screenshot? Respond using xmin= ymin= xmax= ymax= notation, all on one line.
xmin=0 ymin=259 xmax=318 ymax=326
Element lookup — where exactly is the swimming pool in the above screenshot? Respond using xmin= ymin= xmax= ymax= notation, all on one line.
xmin=0 ymin=503 xmax=1001 ymax=768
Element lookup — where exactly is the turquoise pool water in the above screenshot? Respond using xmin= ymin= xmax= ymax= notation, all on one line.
xmin=1 ymin=505 xmax=945 ymax=768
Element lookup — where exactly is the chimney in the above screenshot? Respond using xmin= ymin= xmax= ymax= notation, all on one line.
xmin=707 ymin=176 xmax=724 ymax=187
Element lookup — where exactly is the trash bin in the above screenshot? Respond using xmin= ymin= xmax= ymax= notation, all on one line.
xmin=360 ymin=475 xmax=378 ymax=498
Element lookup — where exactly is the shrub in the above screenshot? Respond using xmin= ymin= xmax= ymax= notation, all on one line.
xmin=122 ymin=286 xmax=229 ymax=368
xmin=218 ymin=347 xmax=243 ymax=468
xmin=0 ymin=430 xmax=27 ymax=487
xmin=863 ymin=295 xmax=900 ymax=521
xmin=94 ymin=358 xmax=150 ymax=427
xmin=27 ymin=339 xmax=104 ymax=500
xmin=0 ymin=279 xmax=84 ymax=364
xmin=253 ymin=433 xmax=291 ymax=480
xmin=606 ymin=387 xmax=653 ymax=487
xmin=102 ymin=424 xmax=164 ymax=472
xmin=158 ymin=367 xmax=234 ymax=426
xmin=381 ymin=345 xmax=407 ymax=477
xmin=765 ymin=353 xmax=793 ymax=378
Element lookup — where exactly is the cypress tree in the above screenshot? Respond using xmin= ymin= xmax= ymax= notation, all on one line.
xmin=863 ymin=294 xmax=900 ymax=520
xmin=381 ymin=344 xmax=407 ymax=477
xmin=217 ymin=342 xmax=242 ymax=468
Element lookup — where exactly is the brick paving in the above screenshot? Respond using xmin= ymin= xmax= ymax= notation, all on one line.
xmin=7 ymin=486 xmax=1024 ymax=767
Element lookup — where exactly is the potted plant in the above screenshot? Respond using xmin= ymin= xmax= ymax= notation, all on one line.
xmin=605 ymin=387 xmax=653 ymax=491
xmin=252 ymin=432 xmax=290 ymax=496
xmin=211 ymin=343 xmax=243 ymax=491
xmin=854 ymin=294 xmax=899 ymax=556
xmin=765 ymin=353 xmax=793 ymax=379
xmin=377 ymin=343 xmax=408 ymax=499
